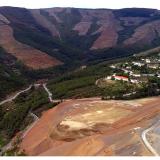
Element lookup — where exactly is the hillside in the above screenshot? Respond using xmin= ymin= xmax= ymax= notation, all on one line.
xmin=0 ymin=7 xmax=160 ymax=100
xmin=0 ymin=6 xmax=160 ymax=156
xmin=0 ymin=7 xmax=160 ymax=69
xmin=0 ymin=47 xmax=27 ymax=100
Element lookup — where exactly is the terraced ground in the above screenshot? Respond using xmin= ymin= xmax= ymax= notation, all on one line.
xmin=20 ymin=97 xmax=160 ymax=156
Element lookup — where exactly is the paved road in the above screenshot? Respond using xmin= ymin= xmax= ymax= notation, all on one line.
xmin=0 ymin=85 xmax=33 ymax=155
xmin=0 ymin=140 xmax=12 ymax=156
xmin=0 ymin=112 xmax=39 ymax=155
xmin=0 ymin=85 xmax=32 ymax=106
xmin=0 ymin=83 xmax=60 ymax=155
xmin=22 ymin=113 xmax=39 ymax=138
xmin=43 ymin=83 xmax=53 ymax=103
xmin=42 ymin=83 xmax=60 ymax=103
xmin=22 ymin=83 xmax=61 ymax=139
xmin=30 ymin=112 xmax=39 ymax=121
xmin=142 ymin=121 xmax=160 ymax=156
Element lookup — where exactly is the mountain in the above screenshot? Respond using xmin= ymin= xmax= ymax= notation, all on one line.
xmin=1 ymin=7 xmax=160 ymax=156
xmin=1 ymin=7 xmax=160 ymax=69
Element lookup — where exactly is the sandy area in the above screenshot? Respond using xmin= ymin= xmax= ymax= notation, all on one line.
xmin=61 ymin=106 xmax=131 ymax=130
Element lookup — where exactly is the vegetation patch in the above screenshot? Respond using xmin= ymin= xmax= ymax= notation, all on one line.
xmin=0 ymin=47 xmax=27 ymax=100
xmin=0 ymin=86 xmax=50 ymax=142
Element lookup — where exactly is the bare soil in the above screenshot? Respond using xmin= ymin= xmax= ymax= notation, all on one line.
xmin=20 ymin=97 xmax=160 ymax=156
xmin=0 ymin=24 xmax=62 ymax=69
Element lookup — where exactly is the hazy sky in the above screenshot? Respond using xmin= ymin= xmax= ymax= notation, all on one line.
xmin=0 ymin=0 xmax=159 ymax=9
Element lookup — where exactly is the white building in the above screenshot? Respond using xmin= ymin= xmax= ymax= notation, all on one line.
xmin=105 ymin=76 xmax=112 ymax=80
xmin=110 ymin=65 xmax=116 ymax=69
xmin=132 ymin=62 xmax=144 ymax=67
xmin=130 ymin=79 xmax=139 ymax=84
xmin=145 ymin=59 xmax=151 ymax=63
xmin=132 ymin=74 xmax=141 ymax=77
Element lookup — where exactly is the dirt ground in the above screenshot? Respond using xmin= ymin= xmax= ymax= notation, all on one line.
xmin=20 ymin=97 xmax=160 ymax=156
xmin=0 ymin=24 xmax=62 ymax=69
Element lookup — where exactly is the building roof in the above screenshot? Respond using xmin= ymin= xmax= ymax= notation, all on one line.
xmin=114 ymin=75 xmax=128 ymax=80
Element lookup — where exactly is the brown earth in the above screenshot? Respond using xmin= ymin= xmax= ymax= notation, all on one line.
xmin=91 ymin=25 xmax=118 ymax=50
xmin=44 ymin=8 xmax=64 ymax=23
xmin=73 ymin=22 xmax=92 ymax=36
xmin=28 ymin=8 xmax=160 ymax=50
xmin=124 ymin=20 xmax=160 ymax=46
xmin=0 ymin=24 xmax=62 ymax=69
xmin=90 ymin=11 xmax=120 ymax=50
xmin=1 ymin=7 xmax=160 ymax=52
xmin=20 ymin=97 xmax=160 ymax=156
xmin=30 ymin=9 xmax=61 ymax=38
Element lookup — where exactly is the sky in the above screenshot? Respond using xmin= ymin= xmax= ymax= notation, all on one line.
xmin=0 ymin=0 xmax=159 ymax=9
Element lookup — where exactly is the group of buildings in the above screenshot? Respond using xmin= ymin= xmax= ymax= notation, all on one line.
xmin=106 ymin=56 xmax=160 ymax=84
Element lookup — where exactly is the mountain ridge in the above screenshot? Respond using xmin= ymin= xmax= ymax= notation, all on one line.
xmin=0 ymin=6 xmax=160 ymax=69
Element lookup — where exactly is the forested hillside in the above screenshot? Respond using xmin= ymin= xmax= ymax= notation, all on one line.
xmin=0 ymin=47 xmax=27 ymax=100
xmin=1 ymin=7 xmax=160 ymax=69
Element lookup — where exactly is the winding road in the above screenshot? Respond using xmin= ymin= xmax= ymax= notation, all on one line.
xmin=22 ymin=83 xmax=59 ymax=139
xmin=0 ymin=112 xmax=39 ymax=155
xmin=142 ymin=121 xmax=160 ymax=156
xmin=22 ymin=113 xmax=39 ymax=138
xmin=0 ymin=85 xmax=33 ymax=155
xmin=43 ymin=83 xmax=53 ymax=103
xmin=0 ymin=85 xmax=32 ymax=106
xmin=43 ymin=83 xmax=60 ymax=103
xmin=21 ymin=84 xmax=61 ymax=143
xmin=22 ymin=83 xmax=61 ymax=139
xmin=0 ymin=83 xmax=56 ymax=155
xmin=1 ymin=83 xmax=160 ymax=156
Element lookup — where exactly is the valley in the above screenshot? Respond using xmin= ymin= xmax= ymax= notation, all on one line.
xmin=0 ymin=75 xmax=159 ymax=156
xmin=0 ymin=50 xmax=159 ymax=156
xmin=0 ymin=6 xmax=160 ymax=157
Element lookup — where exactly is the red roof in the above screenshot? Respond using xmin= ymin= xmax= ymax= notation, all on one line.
xmin=114 ymin=75 xmax=128 ymax=80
